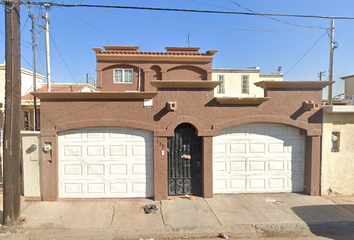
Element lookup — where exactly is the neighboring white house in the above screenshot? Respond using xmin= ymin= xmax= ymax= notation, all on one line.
xmin=212 ymin=67 xmax=283 ymax=97
xmin=341 ymin=75 xmax=354 ymax=97
xmin=0 ymin=62 xmax=45 ymax=99
xmin=321 ymin=73 xmax=354 ymax=196
xmin=0 ymin=63 xmax=45 ymax=128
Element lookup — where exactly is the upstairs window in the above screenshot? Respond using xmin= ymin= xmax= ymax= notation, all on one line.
xmin=114 ymin=69 xmax=133 ymax=83
xmin=218 ymin=75 xmax=225 ymax=93
xmin=242 ymin=75 xmax=249 ymax=94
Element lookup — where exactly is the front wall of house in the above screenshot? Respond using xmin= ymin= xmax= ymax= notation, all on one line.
xmin=322 ymin=112 xmax=354 ymax=196
xmin=39 ymin=85 xmax=323 ymax=200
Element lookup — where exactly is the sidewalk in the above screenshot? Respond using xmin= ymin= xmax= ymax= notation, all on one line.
xmin=1 ymin=193 xmax=354 ymax=239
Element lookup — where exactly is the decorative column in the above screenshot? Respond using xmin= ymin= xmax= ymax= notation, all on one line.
xmin=207 ymin=71 xmax=213 ymax=81
xmin=202 ymin=136 xmax=213 ymax=198
xmin=95 ymin=69 xmax=102 ymax=89
xmin=160 ymin=70 xmax=167 ymax=80
xmin=41 ymin=134 xmax=58 ymax=201
xmin=153 ymin=136 xmax=168 ymax=200
xmin=304 ymin=135 xmax=321 ymax=196
xmin=143 ymin=70 xmax=150 ymax=92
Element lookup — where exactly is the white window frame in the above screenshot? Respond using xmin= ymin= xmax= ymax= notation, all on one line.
xmin=218 ymin=74 xmax=225 ymax=94
xmin=114 ymin=69 xmax=133 ymax=83
xmin=241 ymin=75 xmax=249 ymax=94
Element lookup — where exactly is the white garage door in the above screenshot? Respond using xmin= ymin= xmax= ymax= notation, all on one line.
xmin=58 ymin=127 xmax=153 ymax=198
xmin=213 ymin=123 xmax=305 ymax=194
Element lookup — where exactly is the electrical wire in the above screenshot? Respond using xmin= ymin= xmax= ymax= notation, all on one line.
xmin=49 ymin=33 xmax=76 ymax=82
xmin=283 ymin=32 xmax=326 ymax=76
xmin=36 ymin=47 xmax=46 ymax=75
xmin=14 ymin=2 xmax=354 ymax=20
xmin=21 ymin=55 xmax=32 ymax=68
xmin=71 ymin=7 xmax=322 ymax=32
xmin=60 ymin=7 xmax=129 ymax=45
xmin=191 ymin=0 xmax=324 ymax=29
xmin=228 ymin=0 xmax=325 ymax=29
xmin=20 ymin=12 xmax=30 ymax=33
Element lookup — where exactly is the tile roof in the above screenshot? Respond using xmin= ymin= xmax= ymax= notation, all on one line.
xmin=98 ymin=51 xmax=213 ymax=56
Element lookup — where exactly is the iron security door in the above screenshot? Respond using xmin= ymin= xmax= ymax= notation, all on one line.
xmin=168 ymin=123 xmax=202 ymax=196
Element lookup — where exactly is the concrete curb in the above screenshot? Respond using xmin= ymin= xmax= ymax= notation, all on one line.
xmin=2 ymin=221 xmax=354 ymax=240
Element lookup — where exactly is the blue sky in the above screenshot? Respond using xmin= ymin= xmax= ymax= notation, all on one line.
xmin=1 ymin=0 xmax=354 ymax=97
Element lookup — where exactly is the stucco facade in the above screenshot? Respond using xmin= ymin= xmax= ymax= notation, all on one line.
xmin=212 ymin=68 xmax=283 ymax=98
xmin=0 ymin=64 xmax=44 ymax=129
xmin=33 ymin=46 xmax=332 ymax=201
xmin=322 ymin=106 xmax=354 ymax=196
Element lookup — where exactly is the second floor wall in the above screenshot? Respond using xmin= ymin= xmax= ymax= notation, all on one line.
xmin=93 ymin=46 xmax=217 ymax=92
xmin=213 ymin=68 xmax=283 ymax=98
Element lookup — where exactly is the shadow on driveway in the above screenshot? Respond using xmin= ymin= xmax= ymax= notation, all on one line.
xmin=291 ymin=204 xmax=354 ymax=240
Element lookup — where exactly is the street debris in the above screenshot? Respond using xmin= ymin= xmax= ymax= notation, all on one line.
xmin=219 ymin=232 xmax=228 ymax=239
xmin=144 ymin=204 xmax=158 ymax=214
xmin=139 ymin=238 xmax=154 ymax=240
xmin=183 ymin=194 xmax=195 ymax=201
xmin=266 ymin=198 xmax=286 ymax=206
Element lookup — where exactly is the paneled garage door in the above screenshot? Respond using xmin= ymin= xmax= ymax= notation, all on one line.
xmin=58 ymin=127 xmax=153 ymax=198
xmin=213 ymin=123 xmax=305 ymax=194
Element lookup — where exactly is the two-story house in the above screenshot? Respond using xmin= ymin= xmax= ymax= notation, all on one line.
xmin=31 ymin=46 xmax=331 ymax=201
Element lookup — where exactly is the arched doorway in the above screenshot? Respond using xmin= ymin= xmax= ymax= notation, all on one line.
xmin=168 ymin=123 xmax=202 ymax=196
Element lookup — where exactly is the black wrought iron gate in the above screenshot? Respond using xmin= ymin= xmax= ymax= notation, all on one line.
xmin=168 ymin=123 xmax=202 ymax=196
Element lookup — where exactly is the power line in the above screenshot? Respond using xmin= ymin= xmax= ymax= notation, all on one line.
xmin=72 ymin=7 xmax=322 ymax=32
xmin=284 ymin=33 xmax=326 ymax=76
xmin=20 ymin=11 xmax=30 ymax=33
xmin=60 ymin=7 xmax=128 ymax=45
xmin=49 ymin=33 xmax=76 ymax=82
xmin=228 ymin=0 xmax=325 ymax=29
xmin=21 ymin=55 xmax=32 ymax=68
xmin=13 ymin=2 xmax=354 ymax=20
xmin=190 ymin=0 xmax=325 ymax=29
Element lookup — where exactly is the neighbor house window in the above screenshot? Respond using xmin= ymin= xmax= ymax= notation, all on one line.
xmin=242 ymin=75 xmax=249 ymax=94
xmin=114 ymin=69 xmax=133 ymax=83
xmin=23 ymin=110 xmax=31 ymax=130
xmin=218 ymin=75 xmax=225 ymax=93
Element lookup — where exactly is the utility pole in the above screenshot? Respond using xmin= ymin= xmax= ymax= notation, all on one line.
xmin=318 ymin=71 xmax=326 ymax=81
xmin=43 ymin=6 xmax=51 ymax=92
xmin=328 ymin=19 xmax=335 ymax=105
xmin=30 ymin=14 xmax=37 ymax=131
xmin=3 ymin=0 xmax=22 ymax=225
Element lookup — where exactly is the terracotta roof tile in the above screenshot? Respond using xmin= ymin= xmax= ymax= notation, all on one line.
xmin=99 ymin=51 xmax=212 ymax=56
